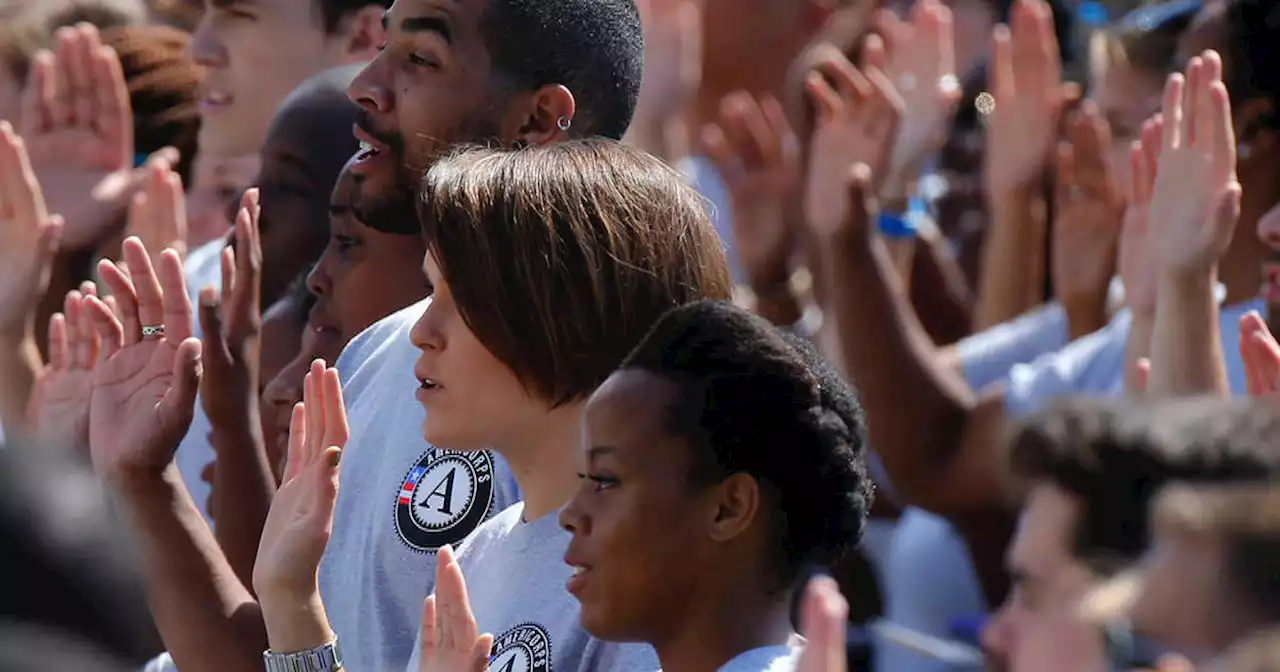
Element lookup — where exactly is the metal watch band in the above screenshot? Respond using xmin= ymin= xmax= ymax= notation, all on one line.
xmin=262 ymin=639 xmax=342 ymax=672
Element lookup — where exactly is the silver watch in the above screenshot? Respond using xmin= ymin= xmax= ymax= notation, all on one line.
xmin=263 ymin=640 xmax=343 ymax=672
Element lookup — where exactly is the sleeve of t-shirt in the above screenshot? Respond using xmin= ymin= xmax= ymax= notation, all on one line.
xmin=579 ymin=639 xmax=662 ymax=672
xmin=956 ymin=302 xmax=1069 ymax=393
xmin=1001 ymin=313 xmax=1130 ymax=419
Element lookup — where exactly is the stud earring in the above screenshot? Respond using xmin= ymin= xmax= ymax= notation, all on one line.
xmin=557 ymin=116 xmax=573 ymax=132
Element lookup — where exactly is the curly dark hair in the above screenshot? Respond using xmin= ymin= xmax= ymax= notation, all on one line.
xmin=1008 ymin=397 xmax=1280 ymax=573
xmin=618 ymin=299 xmax=874 ymax=588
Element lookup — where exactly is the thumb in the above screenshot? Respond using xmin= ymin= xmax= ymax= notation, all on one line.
xmin=38 ymin=215 xmax=64 ymax=265
xmin=1135 ymin=358 xmax=1151 ymax=394
xmin=169 ymin=337 xmax=203 ymax=413
xmin=1212 ymin=182 xmax=1243 ymax=248
xmin=845 ymin=163 xmax=874 ymax=232
xmin=147 ymin=146 xmax=180 ymax=168
xmin=470 ymin=634 xmax=494 ymax=672
xmin=197 ymin=286 xmax=231 ymax=364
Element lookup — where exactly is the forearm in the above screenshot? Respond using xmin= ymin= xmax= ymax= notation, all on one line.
xmin=211 ymin=412 xmax=277 ymax=592
xmin=1147 ymin=272 xmax=1228 ymax=397
xmin=111 ymin=464 xmax=268 ymax=672
xmin=974 ymin=189 xmax=1046 ymax=330
xmin=818 ymin=228 xmax=990 ymax=510
xmin=0 ymin=331 xmax=40 ymax=434
xmin=258 ymin=589 xmax=337 ymax=656
xmin=1063 ymin=284 xmax=1111 ymax=340
xmin=909 ymin=231 xmax=974 ymax=346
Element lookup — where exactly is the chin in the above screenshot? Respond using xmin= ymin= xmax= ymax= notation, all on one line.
xmin=578 ymin=607 xmax=643 ymax=645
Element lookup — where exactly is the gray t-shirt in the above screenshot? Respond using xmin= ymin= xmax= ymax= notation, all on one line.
xmin=320 ymin=299 xmax=522 ymax=672
xmin=406 ymin=502 xmax=662 ymax=672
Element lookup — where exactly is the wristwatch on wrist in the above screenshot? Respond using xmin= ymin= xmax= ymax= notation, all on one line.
xmin=263 ymin=640 xmax=343 ymax=672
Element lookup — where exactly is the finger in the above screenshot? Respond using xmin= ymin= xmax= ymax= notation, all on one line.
xmin=47 ymin=312 xmax=68 ymax=370
xmin=233 ymin=189 xmax=263 ymax=322
xmin=160 ymin=168 xmax=188 ymax=252
xmin=284 ymin=402 xmax=307 ymax=483
xmin=220 ymin=245 xmax=236 ymax=317
xmin=1193 ymin=53 xmax=1219 ymax=153
xmin=846 ymin=163 xmax=874 ymax=230
xmin=990 ymin=24 xmax=1014 ymax=103
xmin=1208 ymin=80 xmax=1236 ymax=185
xmin=1182 ymin=56 xmax=1202 ymax=147
xmin=121 ymin=237 xmax=166 ymax=334
xmin=91 ymin=43 xmax=131 ymax=157
xmin=804 ymin=72 xmax=843 ymax=123
xmin=798 ymin=576 xmax=849 ymax=672
xmin=422 ymin=595 xmax=440 ymax=656
xmin=308 ymin=446 xmax=343 ymax=531
xmin=83 ymin=294 xmax=123 ymax=359
xmin=1 ymin=126 xmax=48 ymax=226
xmin=19 ymin=51 xmax=54 ymax=135
xmin=320 ymin=368 xmax=350 ymax=451
xmin=1128 ymin=141 xmax=1145 ymax=206
xmin=1141 ymin=117 xmax=1162 ymax=198
xmin=198 ymin=286 xmax=230 ymax=366
xmin=718 ymin=93 xmax=770 ymax=169
xmin=1213 ymin=182 xmax=1243 ymax=251
xmin=1033 ymin=0 xmax=1061 ymax=88
xmin=71 ymin=24 xmax=100 ymax=130
xmin=438 ymin=545 xmax=480 ymax=648
xmin=1135 ymin=358 xmax=1151 ymax=395
xmin=860 ymin=32 xmax=888 ymax=73
xmin=817 ymin=53 xmax=872 ymax=110
xmin=49 ymin=29 xmax=77 ymax=127
xmin=1054 ymin=141 xmax=1076 ymax=208
xmin=79 ymin=287 xmax=100 ymax=367
xmin=1009 ymin=0 xmax=1041 ymax=84
xmin=700 ymin=124 xmax=740 ymax=181
xmin=306 ymin=359 xmax=327 ymax=462
xmin=160 ymin=338 xmax=203 ymax=432
xmin=157 ymin=249 xmax=194 ymax=344
xmin=469 ymin=634 xmax=494 ymax=672
xmin=97 ymin=258 xmax=141 ymax=344
xmin=1159 ymin=73 xmax=1184 ymax=150
xmin=64 ymin=290 xmax=88 ymax=370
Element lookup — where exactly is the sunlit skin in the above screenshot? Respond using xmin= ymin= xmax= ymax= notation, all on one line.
xmin=185 ymin=153 xmax=260 ymax=247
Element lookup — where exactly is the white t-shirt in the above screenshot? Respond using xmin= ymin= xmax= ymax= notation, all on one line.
xmin=406 ymin=502 xmax=662 ymax=672
xmin=320 ymin=299 xmax=522 ymax=672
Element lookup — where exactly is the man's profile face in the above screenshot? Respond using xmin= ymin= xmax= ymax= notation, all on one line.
xmin=346 ymin=0 xmax=502 ymax=229
xmin=981 ymin=484 xmax=1108 ymax=672
xmin=192 ymin=0 xmax=342 ymax=156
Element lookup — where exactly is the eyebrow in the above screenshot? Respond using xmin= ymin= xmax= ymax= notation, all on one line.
xmin=586 ymin=446 xmax=616 ymax=460
xmin=382 ymin=14 xmax=453 ymax=44
xmin=328 ymin=202 xmax=349 ymax=217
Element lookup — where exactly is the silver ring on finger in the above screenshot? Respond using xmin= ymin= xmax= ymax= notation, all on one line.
xmin=141 ymin=324 xmax=166 ymax=339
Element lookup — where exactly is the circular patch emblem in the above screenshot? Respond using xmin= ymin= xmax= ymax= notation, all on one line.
xmin=489 ymin=623 xmax=552 ymax=672
xmin=394 ymin=448 xmax=495 ymax=552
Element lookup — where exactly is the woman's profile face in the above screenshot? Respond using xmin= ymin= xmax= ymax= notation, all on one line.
xmin=559 ymin=368 xmax=714 ymax=641
xmin=1090 ymin=57 xmax=1165 ymax=199
xmin=408 ymin=253 xmax=547 ymax=451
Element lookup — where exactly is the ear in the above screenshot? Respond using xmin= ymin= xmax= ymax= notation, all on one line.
xmin=503 ymin=84 xmax=578 ymax=148
xmin=706 ymin=473 xmax=762 ymax=543
xmin=335 ymin=6 xmax=386 ymax=62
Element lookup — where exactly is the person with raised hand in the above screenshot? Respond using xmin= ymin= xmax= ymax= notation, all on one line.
xmin=1145 ymin=51 xmax=1241 ymax=398
xmin=796 ymin=577 xmax=851 ymax=672
xmin=626 ymin=0 xmax=702 ymax=162
xmin=199 ymin=189 xmax=275 ymax=589
xmin=1237 ymin=312 xmax=1280 ymax=400
xmin=26 ymin=282 xmax=102 ymax=452
xmin=974 ymin=0 xmax=1076 ymax=330
xmin=874 ymin=0 xmax=962 ymax=207
xmin=1120 ymin=118 xmax=1163 ymax=395
xmin=18 ymin=24 xmax=143 ymax=252
xmin=126 ymin=158 xmax=189 ymax=263
xmin=1051 ymin=102 xmax=1125 ymax=340
xmin=702 ymin=91 xmax=802 ymax=326
xmin=0 ymin=121 xmax=63 ymax=435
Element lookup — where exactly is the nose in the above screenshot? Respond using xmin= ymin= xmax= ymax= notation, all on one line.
xmin=409 ymin=303 xmax=441 ymax=352
xmin=263 ymin=355 xmax=307 ymax=411
xmin=348 ymin=58 xmax=393 ymax=114
xmin=559 ymin=493 xmax=588 ymax=534
xmin=189 ymin=17 xmax=226 ymax=69
xmin=307 ymin=256 xmax=332 ymax=298
xmin=980 ymin=606 xmax=1013 ymax=660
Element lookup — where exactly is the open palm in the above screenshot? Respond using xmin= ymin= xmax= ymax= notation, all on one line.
xmin=86 ymin=238 xmax=201 ymax=481
xmin=254 ymin=360 xmax=349 ymax=600
xmin=29 ymin=284 xmax=101 ymax=449
xmin=20 ymin=25 xmax=145 ymax=249
xmin=420 ymin=545 xmax=494 ymax=672
xmin=1117 ymin=118 xmax=1162 ymax=317
xmin=0 ymin=123 xmax=62 ymax=335
xmin=1148 ymin=53 xmax=1240 ymax=276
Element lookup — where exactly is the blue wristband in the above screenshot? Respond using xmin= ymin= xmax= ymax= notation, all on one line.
xmin=877 ymin=211 xmax=918 ymax=239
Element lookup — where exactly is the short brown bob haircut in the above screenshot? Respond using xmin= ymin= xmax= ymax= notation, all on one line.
xmin=418 ymin=139 xmax=733 ymax=406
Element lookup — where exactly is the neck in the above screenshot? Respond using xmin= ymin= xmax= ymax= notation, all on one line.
xmin=652 ymin=582 xmax=794 ymax=672
xmin=1222 ymin=169 xmax=1280 ymax=305
xmin=495 ymin=402 xmax=585 ymax=521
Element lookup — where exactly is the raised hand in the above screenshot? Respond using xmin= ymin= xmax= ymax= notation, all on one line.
xmin=0 ymin=122 xmax=63 ymax=338
xmin=1051 ymin=102 xmax=1124 ymax=316
xmin=795 ymin=576 xmax=849 ymax=672
xmin=200 ymin=190 xmax=262 ymax=429
xmin=983 ymin=0 xmax=1074 ymax=197
xmin=1148 ymin=52 xmax=1240 ymax=277
xmin=85 ymin=237 xmax=201 ymax=483
xmin=27 ymin=283 xmax=100 ymax=450
xmin=18 ymin=24 xmax=153 ymax=250
xmin=126 ymin=158 xmax=189 ymax=261
xmin=253 ymin=361 xmax=349 ymax=601
xmin=804 ymin=45 xmax=903 ymax=238
xmin=703 ymin=92 xmax=799 ymax=290
xmin=419 ymin=545 xmax=494 ymax=672
xmin=1239 ymin=312 xmax=1280 ymax=399
xmin=1118 ymin=118 xmax=1162 ymax=318
xmin=874 ymin=0 xmax=962 ymax=196
xmin=629 ymin=0 xmax=702 ymax=157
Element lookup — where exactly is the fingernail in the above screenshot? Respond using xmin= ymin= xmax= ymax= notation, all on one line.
xmin=329 ymin=448 xmax=342 ymax=467
xmin=199 ymin=286 xmax=217 ymax=307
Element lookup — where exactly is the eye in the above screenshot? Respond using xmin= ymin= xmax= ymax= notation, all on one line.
xmin=576 ymin=472 xmax=619 ymax=492
xmin=409 ymin=52 xmax=439 ymax=68
xmin=334 ymin=235 xmax=360 ymax=255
